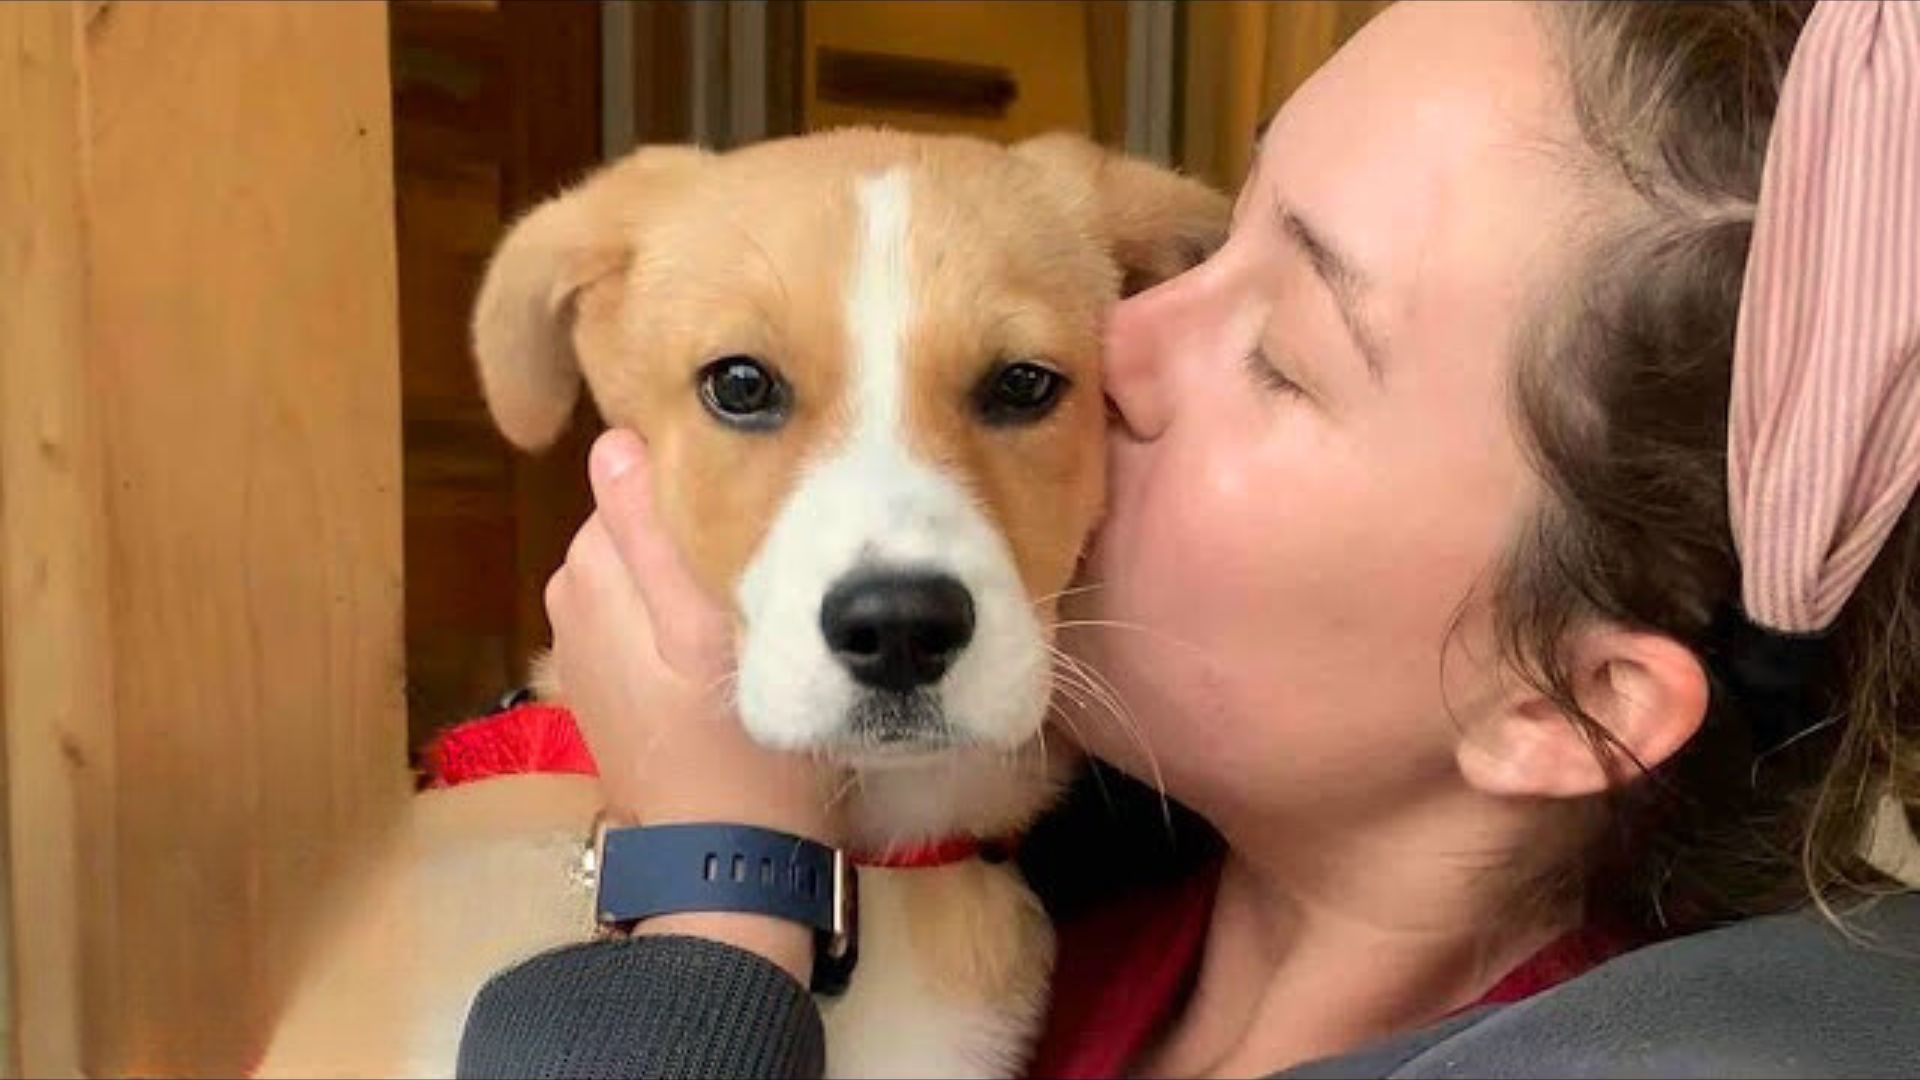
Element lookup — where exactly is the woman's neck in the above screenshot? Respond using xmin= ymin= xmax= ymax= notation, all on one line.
xmin=1138 ymin=790 xmax=1576 ymax=1078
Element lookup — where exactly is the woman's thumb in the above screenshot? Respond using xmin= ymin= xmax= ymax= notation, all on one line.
xmin=587 ymin=429 xmax=731 ymax=672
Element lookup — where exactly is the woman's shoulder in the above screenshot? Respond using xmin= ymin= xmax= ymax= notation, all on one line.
xmin=1271 ymin=894 xmax=1920 ymax=1078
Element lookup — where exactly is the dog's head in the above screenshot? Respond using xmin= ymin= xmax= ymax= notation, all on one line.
xmin=474 ymin=130 xmax=1224 ymax=767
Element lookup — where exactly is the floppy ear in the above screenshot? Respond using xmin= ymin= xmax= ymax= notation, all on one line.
xmin=471 ymin=146 xmax=708 ymax=450
xmin=1014 ymin=133 xmax=1231 ymax=296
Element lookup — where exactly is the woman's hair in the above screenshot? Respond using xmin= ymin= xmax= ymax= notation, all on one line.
xmin=1501 ymin=0 xmax=1918 ymax=931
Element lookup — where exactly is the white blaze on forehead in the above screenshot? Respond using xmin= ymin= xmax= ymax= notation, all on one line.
xmin=849 ymin=168 xmax=913 ymax=438
xmin=732 ymin=166 xmax=1047 ymax=753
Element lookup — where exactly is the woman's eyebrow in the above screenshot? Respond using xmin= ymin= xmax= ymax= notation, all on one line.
xmin=1277 ymin=204 xmax=1386 ymax=380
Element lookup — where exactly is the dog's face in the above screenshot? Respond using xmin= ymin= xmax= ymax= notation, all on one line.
xmin=475 ymin=130 xmax=1224 ymax=766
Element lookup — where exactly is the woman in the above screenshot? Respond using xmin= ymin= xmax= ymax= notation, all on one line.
xmin=460 ymin=2 xmax=1919 ymax=1076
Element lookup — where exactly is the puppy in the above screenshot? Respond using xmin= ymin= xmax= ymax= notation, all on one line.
xmin=257 ymin=128 xmax=1226 ymax=1079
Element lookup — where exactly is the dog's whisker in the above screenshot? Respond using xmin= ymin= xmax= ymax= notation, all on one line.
xmin=1031 ymin=582 xmax=1105 ymax=609
xmin=1044 ymin=664 xmax=1093 ymax=700
xmin=825 ymin=770 xmax=861 ymax=812
xmin=1045 ymin=700 xmax=1118 ymax=812
xmin=1058 ymin=651 xmax=1155 ymax=777
xmin=1046 ymin=667 xmax=1099 ymax=712
xmin=1047 ymin=649 xmax=1172 ymax=833
xmin=701 ymin=668 xmax=743 ymax=715
xmin=1047 ymin=618 xmax=1214 ymax=661
xmin=1047 ymin=649 xmax=1119 ymax=715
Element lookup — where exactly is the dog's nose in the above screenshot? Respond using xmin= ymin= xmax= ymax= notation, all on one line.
xmin=820 ymin=572 xmax=975 ymax=692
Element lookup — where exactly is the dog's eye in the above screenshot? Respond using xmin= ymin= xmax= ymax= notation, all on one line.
xmin=698 ymin=356 xmax=789 ymax=430
xmin=977 ymin=362 xmax=1067 ymax=426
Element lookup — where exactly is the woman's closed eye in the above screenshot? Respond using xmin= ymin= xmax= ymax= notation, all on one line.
xmin=1243 ymin=344 xmax=1307 ymax=398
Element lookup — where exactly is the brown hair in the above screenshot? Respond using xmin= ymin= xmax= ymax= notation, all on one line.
xmin=1502 ymin=0 xmax=1919 ymax=932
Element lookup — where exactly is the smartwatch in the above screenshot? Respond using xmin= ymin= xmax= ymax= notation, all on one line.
xmin=591 ymin=821 xmax=859 ymax=996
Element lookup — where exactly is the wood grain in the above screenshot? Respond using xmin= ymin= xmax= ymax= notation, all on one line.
xmin=1 ymin=8 xmax=114 ymax=1074
xmin=3 ymin=3 xmax=409 ymax=1073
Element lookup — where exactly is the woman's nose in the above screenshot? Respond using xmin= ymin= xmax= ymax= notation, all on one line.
xmin=1103 ymin=281 xmax=1183 ymax=441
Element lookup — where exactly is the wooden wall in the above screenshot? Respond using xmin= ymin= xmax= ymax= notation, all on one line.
xmin=0 ymin=4 xmax=408 ymax=1075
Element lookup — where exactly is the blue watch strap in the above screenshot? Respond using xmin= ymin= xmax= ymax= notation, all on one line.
xmin=596 ymin=823 xmax=841 ymax=933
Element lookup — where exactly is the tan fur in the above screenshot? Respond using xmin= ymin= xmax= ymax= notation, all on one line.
xmin=897 ymin=862 xmax=1054 ymax=1010
xmin=1014 ymin=132 xmax=1230 ymax=295
xmin=473 ymin=146 xmax=710 ymax=451
xmin=267 ymin=129 xmax=1229 ymax=1078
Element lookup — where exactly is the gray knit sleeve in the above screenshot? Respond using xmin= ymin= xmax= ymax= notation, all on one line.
xmin=457 ymin=935 xmax=826 ymax=1079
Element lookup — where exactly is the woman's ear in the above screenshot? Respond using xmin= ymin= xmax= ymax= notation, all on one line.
xmin=1013 ymin=133 xmax=1231 ymax=296
xmin=1457 ymin=627 xmax=1710 ymax=798
xmin=472 ymin=146 xmax=707 ymax=451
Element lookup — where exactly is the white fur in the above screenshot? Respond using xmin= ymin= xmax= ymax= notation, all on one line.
xmin=843 ymin=751 xmax=1066 ymax=854
xmin=733 ymin=169 xmax=1050 ymax=767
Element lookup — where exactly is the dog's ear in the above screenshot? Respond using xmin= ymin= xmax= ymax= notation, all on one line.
xmin=1014 ymin=133 xmax=1231 ymax=296
xmin=472 ymin=146 xmax=708 ymax=450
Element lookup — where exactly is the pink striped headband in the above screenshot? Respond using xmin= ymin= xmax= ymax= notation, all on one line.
xmin=1728 ymin=0 xmax=1919 ymax=639
xmin=1714 ymin=0 xmax=1917 ymax=743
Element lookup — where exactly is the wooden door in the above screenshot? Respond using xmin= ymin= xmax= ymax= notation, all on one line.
xmin=390 ymin=0 xmax=606 ymax=748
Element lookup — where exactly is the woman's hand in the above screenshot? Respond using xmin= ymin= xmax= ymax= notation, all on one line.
xmin=544 ymin=429 xmax=842 ymax=846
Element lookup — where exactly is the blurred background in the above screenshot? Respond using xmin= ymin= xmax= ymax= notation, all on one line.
xmin=0 ymin=2 xmax=1384 ymax=1075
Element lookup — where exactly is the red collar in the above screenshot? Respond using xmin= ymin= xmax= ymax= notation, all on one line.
xmin=853 ymin=835 xmax=1018 ymax=869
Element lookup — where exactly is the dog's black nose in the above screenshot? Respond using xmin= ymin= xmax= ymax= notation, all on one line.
xmin=820 ymin=572 xmax=975 ymax=692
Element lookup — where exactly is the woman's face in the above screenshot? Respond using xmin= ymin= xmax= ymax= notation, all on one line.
xmin=1067 ymin=2 xmax=1591 ymax=825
